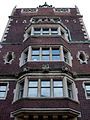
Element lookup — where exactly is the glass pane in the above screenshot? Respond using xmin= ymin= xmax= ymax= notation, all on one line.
xmin=42 ymin=56 xmax=49 ymax=61
xmin=51 ymin=28 xmax=58 ymax=31
xmin=41 ymin=81 xmax=50 ymax=87
xmin=54 ymin=81 xmax=62 ymax=87
xmin=41 ymin=88 xmax=50 ymax=97
xmin=52 ymin=56 xmax=60 ymax=61
xmin=0 ymin=92 xmax=5 ymax=98
xmin=0 ymin=86 xmax=7 ymax=91
xmin=86 ymin=85 xmax=90 ymax=90
xmin=54 ymin=88 xmax=63 ymax=97
xmin=42 ymin=49 xmax=49 ymax=55
xmin=32 ymin=56 xmax=40 ymax=61
xmin=68 ymin=89 xmax=72 ymax=98
xmin=29 ymin=81 xmax=38 ymax=87
xmin=32 ymin=49 xmax=40 ymax=55
xmin=34 ymin=28 xmax=41 ymax=31
xmin=52 ymin=49 xmax=60 ymax=55
xmin=43 ymin=28 xmax=49 ymax=31
xmin=28 ymin=88 xmax=37 ymax=97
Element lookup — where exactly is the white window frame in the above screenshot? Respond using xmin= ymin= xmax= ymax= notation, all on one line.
xmin=23 ymin=24 xmax=71 ymax=42
xmin=0 ymin=82 xmax=9 ymax=100
xmin=84 ymin=82 xmax=90 ymax=99
xmin=19 ymin=46 xmax=72 ymax=67
xmin=14 ymin=77 xmax=78 ymax=101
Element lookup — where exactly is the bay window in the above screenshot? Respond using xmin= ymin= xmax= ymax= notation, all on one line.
xmin=14 ymin=77 xmax=78 ymax=102
xmin=20 ymin=46 xmax=72 ymax=66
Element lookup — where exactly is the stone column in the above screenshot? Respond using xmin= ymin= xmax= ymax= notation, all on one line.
xmin=23 ymin=77 xmax=28 ymax=98
xmin=13 ymin=82 xmax=19 ymax=102
xmin=68 ymin=52 xmax=72 ymax=67
xmin=31 ymin=27 xmax=34 ymax=35
xmin=63 ymin=77 xmax=68 ymax=97
xmin=60 ymin=46 xmax=64 ymax=61
xmin=72 ymin=82 xmax=78 ymax=101
xmin=28 ymin=46 xmax=32 ymax=61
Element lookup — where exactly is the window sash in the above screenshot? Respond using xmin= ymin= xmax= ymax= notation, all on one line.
xmin=0 ymin=83 xmax=7 ymax=99
xmin=85 ymin=84 xmax=90 ymax=97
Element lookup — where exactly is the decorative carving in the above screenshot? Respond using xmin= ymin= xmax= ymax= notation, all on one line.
xmin=3 ymin=52 xmax=15 ymax=64
xmin=77 ymin=51 xmax=89 ymax=64
xmin=42 ymin=64 xmax=49 ymax=72
xmin=39 ymin=2 xmax=52 ymax=8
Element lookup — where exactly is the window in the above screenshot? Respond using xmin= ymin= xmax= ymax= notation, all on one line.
xmin=24 ymin=50 xmax=28 ymax=63
xmin=28 ymin=81 xmax=38 ymax=97
xmin=51 ymin=28 xmax=58 ymax=35
xmin=61 ymin=29 xmax=65 ymax=38
xmin=0 ymin=83 xmax=8 ymax=99
xmin=42 ymin=48 xmax=50 ymax=61
xmin=18 ymin=81 xmax=24 ymax=99
xmin=63 ymin=50 xmax=69 ymax=64
xmin=67 ymin=81 xmax=73 ymax=98
xmin=33 ymin=28 xmax=41 ymax=35
xmin=16 ymin=78 xmax=76 ymax=101
xmin=85 ymin=83 xmax=90 ymax=98
xmin=52 ymin=48 xmax=60 ymax=60
xmin=42 ymin=28 xmax=49 ymax=35
xmin=20 ymin=46 xmax=72 ymax=66
xmin=53 ymin=80 xmax=63 ymax=97
xmin=32 ymin=48 xmax=40 ymax=61
xmin=41 ymin=80 xmax=50 ymax=97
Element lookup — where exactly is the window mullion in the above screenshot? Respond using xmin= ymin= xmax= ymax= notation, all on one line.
xmin=40 ymin=47 xmax=42 ymax=61
xmin=68 ymin=52 xmax=72 ymax=66
xmin=51 ymin=79 xmax=53 ymax=97
xmin=23 ymin=77 xmax=28 ymax=98
xmin=50 ymin=47 xmax=52 ymax=61
xmin=60 ymin=46 xmax=64 ymax=61
xmin=49 ymin=28 xmax=51 ymax=35
xmin=13 ymin=82 xmax=20 ymax=102
xmin=72 ymin=82 xmax=78 ymax=101
xmin=28 ymin=46 xmax=32 ymax=61
xmin=31 ymin=26 xmax=34 ymax=35
xmin=63 ymin=77 xmax=68 ymax=97
xmin=58 ymin=26 xmax=61 ymax=35
xmin=41 ymin=28 xmax=42 ymax=35
xmin=38 ymin=79 xmax=41 ymax=97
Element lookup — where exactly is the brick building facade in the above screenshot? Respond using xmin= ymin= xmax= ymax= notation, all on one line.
xmin=0 ymin=3 xmax=90 ymax=120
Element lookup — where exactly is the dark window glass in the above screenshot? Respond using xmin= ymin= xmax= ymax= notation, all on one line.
xmin=19 ymin=81 xmax=24 ymax=99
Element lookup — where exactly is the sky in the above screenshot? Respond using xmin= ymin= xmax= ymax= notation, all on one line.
xmin=0 ymin=0 xmax=90 ymax=41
